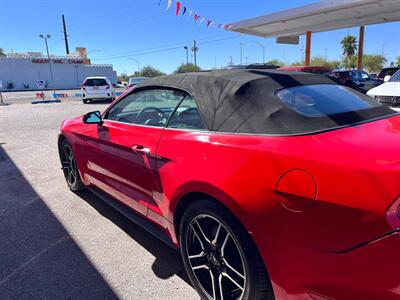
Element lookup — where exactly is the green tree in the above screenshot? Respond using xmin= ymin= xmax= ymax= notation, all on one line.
xmin=291 ymin=60 xmax=305 ymax=66
xmin=0 ymin=48 xmax=5 ymax=56
xmin=396 ymin=56 xmax=400 ymax=66
xmin=342 ymin=55 xmax=357 ymax=69
xmin=174 ymin=63 xmax=201 ymax=73
xmin=363 ymin=54 xmax=387 ymax=73
xmin=341 ymin=35 xmax=358 ymax=68
xmin=310 ymin=56 xmax=341 ymax=69
xmin=265 ymin=59 xmax=285 ymax=67
xmin=118 ymin=73 xmax=129 ymax=82
xmin=137 ymin=65 xmax=165 ymax=78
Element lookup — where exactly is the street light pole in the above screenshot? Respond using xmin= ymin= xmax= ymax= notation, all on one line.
xmin=128 ymin=58 xmax=141 ymax=74
xmin=39 ymin=34 xmax=56 ymax=95
xmin=251 ymin=41 xmax=266 ymax=63
xmin=240 ymin=42 xmax=243 ymax=65
xmin=74 ymin=65 xmax=79 ymax=87
xmin=184 ymin=46 xmax=189 ymax=64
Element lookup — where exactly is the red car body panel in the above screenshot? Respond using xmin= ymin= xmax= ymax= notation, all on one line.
xmin=256 ymin=231 xmax=400 ymax=299
xmin=60 ymin=111 xmax=400 ymax=299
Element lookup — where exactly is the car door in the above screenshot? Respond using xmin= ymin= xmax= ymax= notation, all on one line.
xmin=150 ymin=94 xmax=209 ymax=224
xmin=83 ymin=88 xmax=185 ymax=216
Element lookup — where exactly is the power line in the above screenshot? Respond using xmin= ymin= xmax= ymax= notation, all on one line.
xmin=92 ymin=33 xmax=240 ymax=59
xmin=48 ymin=38 xmax=64 ymax=48
xmin=91 ymin=34 xmax=241 ymax=61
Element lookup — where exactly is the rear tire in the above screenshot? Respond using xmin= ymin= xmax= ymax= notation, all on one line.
xmin=82 ymin=98 xmax=89 ymax=104
xmin=60 ymin=139 xmax=85 ymax=192
xmin=179 ymin=199 xmax=274 ymax=300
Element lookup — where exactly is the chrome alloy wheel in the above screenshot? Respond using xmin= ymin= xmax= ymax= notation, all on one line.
xmin=186 ymin=214 xmax=247 ymax=300
xmin=61 ymin=143 xmax=78 ymax=186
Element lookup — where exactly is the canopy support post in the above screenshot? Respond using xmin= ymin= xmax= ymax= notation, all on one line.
xmin=305 ymin=31 xmax=312 ymax=66
xmin=357 ymin=26 xmax=365 ymax=70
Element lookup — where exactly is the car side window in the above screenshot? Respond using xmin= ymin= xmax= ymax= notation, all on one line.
xmin=105 ymin=88 xmax=185 ymax=127
xmin=168 ymin=96 xmax=207 ymax=130
xmin=349 ymin=71 xmax=357 ymax=78
xmin=360 ymin=71 xmax=370 ymax=80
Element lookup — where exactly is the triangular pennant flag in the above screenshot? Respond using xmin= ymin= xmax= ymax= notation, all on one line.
xmin=194 ymin=14 xmax=199 ymax=22
xmin=199 ymin=17 xmax=205 ymax=24
xmin=166 ymin=0 xmax=172 ymax=10
xmin=176 ymin=1 xmax=181 ymax=16
xmin=187 ymin=10 xmax=192 ymax=20
xmin=158 ymin=0 xmax=162 ymax=6
xmin=207 ymin=20 xmax=213 ymax=28
xmin=182 ymin=6 xmax=187 ymax=16
xmin=218 ymin=24 xmax=222 ymax=29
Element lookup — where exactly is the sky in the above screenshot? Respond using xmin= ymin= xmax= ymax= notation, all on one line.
xmin=1 ymin=0 xmax=399 ymax=74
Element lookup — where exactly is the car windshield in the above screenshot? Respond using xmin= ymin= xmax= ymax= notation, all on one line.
xmin=84 ymin=78 xmax=107 ymax=86
xmin=276 ymin=84 xmax=380 ymax=117
xmin=129 ymin=77 xmax=148 ymax=84
xmin=378 ymin=68 xmax=399 ymax=78
xmin=389 ymin=70 xmax=400 ymax=82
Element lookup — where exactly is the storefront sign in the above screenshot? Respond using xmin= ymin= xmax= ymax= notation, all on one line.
xmin=32 ymin=58 xmax=84 ymax=64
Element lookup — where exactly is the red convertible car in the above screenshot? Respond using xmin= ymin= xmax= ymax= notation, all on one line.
xmin=59 ymin=70 xmax=400 ymax=300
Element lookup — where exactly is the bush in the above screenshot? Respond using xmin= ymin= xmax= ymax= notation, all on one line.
xmin=174 ymin=63 xmax=201 ymax=73
xmin=138 ymin=65 xmax=165 ymax=78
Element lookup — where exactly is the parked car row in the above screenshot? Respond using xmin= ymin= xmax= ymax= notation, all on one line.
xmin=278 ymin=65 xmax=400 ymax=108
xmin=368 ymin=69 xmax=400 ymax=107
xmin=80 ymin=66 xmax=400 ymax=108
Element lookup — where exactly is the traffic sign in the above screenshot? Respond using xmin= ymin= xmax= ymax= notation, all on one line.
xmin=37 ymin=80 xmax=45 ymax=89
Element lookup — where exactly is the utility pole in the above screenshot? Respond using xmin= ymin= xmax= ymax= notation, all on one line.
xmin=39 ymin=34 xmax=56 ymax=95
xmin=62 ymin=15 xmax=70 ymax=55
xmin=184 ymin=46 xmax=189 ymax=64
xmin=191 ymin=40 xmax=199 ymax=67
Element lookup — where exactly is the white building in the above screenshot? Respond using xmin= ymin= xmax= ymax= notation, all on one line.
xmin=0 ymin=49 xmax=118 ymax=90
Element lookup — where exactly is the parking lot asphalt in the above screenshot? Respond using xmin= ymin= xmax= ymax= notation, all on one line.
xmin=0 ymin=102 xmax=198 ymax=299
xmin=1 ymin=87 xmax=127 ymax=105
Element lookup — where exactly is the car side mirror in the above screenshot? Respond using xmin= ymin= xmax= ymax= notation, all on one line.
xmin=384 ymin=75 xmax=391 ymax=82
xmin=83 ymin=111 xmax=103 ymax=125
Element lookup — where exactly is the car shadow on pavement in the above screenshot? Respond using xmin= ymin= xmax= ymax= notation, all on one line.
xmin=76 ymin=190 xmax=193 ymax=286
xmin=0 ymin=145 xmax=117 ymax=299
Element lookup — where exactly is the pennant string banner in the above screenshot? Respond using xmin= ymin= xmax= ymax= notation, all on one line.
xmin=160 ymin=0 xmax=229 ymax=30
xmin=176 ymin=1 xmax=181 ymax=16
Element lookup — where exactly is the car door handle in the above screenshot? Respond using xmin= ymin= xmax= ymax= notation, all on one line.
xmin=132 ymin=145 xmax=151 ymax=155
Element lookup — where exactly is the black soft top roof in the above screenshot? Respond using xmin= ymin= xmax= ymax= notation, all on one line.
xmin=136 ymin=69 xmax=394 ymax=135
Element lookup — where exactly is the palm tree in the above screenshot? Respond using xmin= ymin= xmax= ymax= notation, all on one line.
xmin=0 ymin=48 xmax=5 ymax=57
xmin=341 ymin=35 xmax=358 ymax=69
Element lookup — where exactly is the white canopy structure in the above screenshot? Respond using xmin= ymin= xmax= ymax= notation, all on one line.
xmin=227 ymin=0 xmax=400 ymax=67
